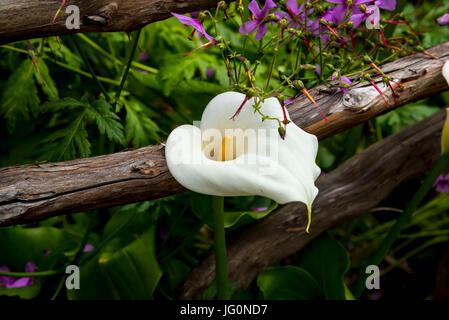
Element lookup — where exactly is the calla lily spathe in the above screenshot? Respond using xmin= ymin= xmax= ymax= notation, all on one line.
xmin=165 ymin=92 xmax=320 ymax=228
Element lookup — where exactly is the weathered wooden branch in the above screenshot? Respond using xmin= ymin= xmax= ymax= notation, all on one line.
xmin=179 ymin=108 xmax=447 ymax=299
xmin=0 ymin=42 xmax=448 ymax=226
xmin=0 ymin=0 xmax=223 ymax=45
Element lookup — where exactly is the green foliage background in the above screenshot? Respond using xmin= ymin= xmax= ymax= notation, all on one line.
xmin=1 ymin=0 xmax=449 ymax=300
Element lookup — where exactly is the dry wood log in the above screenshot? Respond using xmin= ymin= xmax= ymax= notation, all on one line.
xmin=0 ymin=42 xmax=448 ymax=226
xmin=0 ymin=0 xmax=223 ymax=45
xmin=180 ymin=108 xmax=447 ymax=299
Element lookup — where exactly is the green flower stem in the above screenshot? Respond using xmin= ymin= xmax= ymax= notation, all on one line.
xmin=52 ymin=60 xmax=120 ymax=86
xmin=70 ymin=35 xmax=111 ymax=101
xmin=77 ymin=33 xmax=158 ymax=74
xmin=115 ymin=29 xmax=142 ymax=101
xmin=352 ymin=152 xmax=449 ymax=298
xmin=212 ymin=195 xmax=230 ymax=300
xmin=0 ymin=268 xmax=63 ymax=277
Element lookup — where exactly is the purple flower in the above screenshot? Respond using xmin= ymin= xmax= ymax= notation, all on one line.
xmin=332 ymin=73 xmax=352 ymax=93
xmin=136 ymin=69 xmax=149 ymax=74
xmin=437 ymin=13 xmax=449 ymax=26
xmin=0 ymin=262 xmax=36 ymax=289
xmin=171 ymin=12 xmax=214 ymax=42
xmin=374 ymin=0 xmax=396 ymax=11
xmin=434 ymin=174 xmax=449 ymax=192
xmin=250 ymin=207 xmax=268 ymax=212
xmin=139 ymin=52 xmax=149 ymax=62
xmin=43 ymin=249 xmax=51 ymax=255
xmin=324 ymin=0 xmax=372 ymax=25
xmin=206 ymin=68 xmax=215 ymax=79
xmin=83 ymin=244 xmax=95 ymax=253
xmin=239 ymin=0 xmax=277 ymax=40
xmin=190 ymin=11 xmax=200 ymax=19
xmin=275 ymin=0 xmax=314 ymax=29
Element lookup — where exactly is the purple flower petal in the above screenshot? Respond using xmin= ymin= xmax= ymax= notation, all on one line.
xmin=171 ymin=12 xmax=214 ymax=42
xmin=355 ymin=0 xmax=374 ymax=4
xmin=350 ymin=10 xmax=367 ymax=28
xmin=0 ymin=266 xmax=15 ymax=287
xmin=251 ymin=207 xmax=268 ymax=212
xmin=326 ymin=0 xmax=346 ymax=4
xmin=25 ymin=262 xmax=36 ymax=273
xmin=287 ymin=0 xmax=301 ymax=15
xmin=6 ymin=277 xmax=33 ymax=288
xmin=83 ymin=244 xmax=95 ymax=253
xmin=260 ymin=0 xmax=277 ymax=17
xmin=139 ymin=52 xmax=149 ymax=62
xmin=255 ymin=23 xmax=268 ymax=40
xmin=375 ymin=0 xmax=396 ymax=11
xmin=248 ymin=0 xmax=263 ymax=19
xmin=206 ymin=68 xmax=215 ymax=78
xmin=434 ymin=174 xmax=449 ymax=192
xmin=239 ymin=20 xmax=260 ymax=36
xmin=437 ymin=13 xmax=449 ymax=26
xmin=341 ymin=76 xmax=352 ymax=85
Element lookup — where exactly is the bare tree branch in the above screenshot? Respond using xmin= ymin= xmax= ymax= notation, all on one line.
xmin=0 ymin=42 xmax=448 ymax=226
xmin=0 ymin=0 xmax=224 ymax=45
xmin=179 ymin=109 xmax=446 ymax=299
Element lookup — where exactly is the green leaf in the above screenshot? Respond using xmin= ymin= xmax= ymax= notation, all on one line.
xmin=161 ymin=258 xmax=191 ymax=291
xmin=191 ymin=193 xmax=278 ymax=229
xmin=0 ymin=60 xmax=40 ymax=132
xmin=87 ymin=100 xmax=125 ymax=145
xmin=124 ymin=98 xmax=160 ymax=147
xmin=41 ymin=110 xmax=91 ymax=160
xmin=0 ymin=227 xmax=80 ymax=299
xmin=34 ymin=58 xmax=59 ymax=101
xmin=68 ymin=225 xmax=162 ymax=299
xmin=298 ymin=233 xmax=349 ymax=300
xmin=39 ymin=97 xmax=85 ymax=113
xmin=257 ymin=266 xmax=323 ymax=300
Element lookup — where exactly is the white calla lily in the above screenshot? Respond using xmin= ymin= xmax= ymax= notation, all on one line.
xmin=165 ymin=91 xmax=320 ymax=231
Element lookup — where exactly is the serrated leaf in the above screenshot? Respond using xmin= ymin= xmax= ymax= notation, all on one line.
xmin=87 ymin=100 xmax=125 ymax=145
xmin=124 ymin=98 xmax=160 ymax=148
xmin=34 ymin=58 xmax=59 ymax=101
xmin=39 ymin=97 xmax=85 ymax=113
xmin=42 ymin=110 xmax=91 ymax=161
xmin=0 ymin=60 xmax=40 ymax=132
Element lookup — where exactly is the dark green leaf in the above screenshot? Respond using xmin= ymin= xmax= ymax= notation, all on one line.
xmin=257 ymin=266 xmax=323 ymax=300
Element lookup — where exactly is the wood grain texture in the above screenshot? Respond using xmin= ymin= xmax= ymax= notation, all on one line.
xmin=179 ymin=109 xmax=446 ymax=299
xmin=0 ymin=42 xmax=448 ymax=226
xmin=0 ymin=0 xmax=223 ymax=45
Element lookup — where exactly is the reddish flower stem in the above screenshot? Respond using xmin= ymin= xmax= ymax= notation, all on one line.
xmin=301 ymin=88 xmax=328 ymax=122
xmin=230 ymin=95 xmax=249 ymax=120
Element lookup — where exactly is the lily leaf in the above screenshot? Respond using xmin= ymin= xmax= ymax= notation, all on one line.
xmin=190 ymin=193 xmax=278 ymax=229
xmin=68 ymin=225 xmax=162 ymax=300
xmin=0 ymin=227 xmax=79 ymax=299
xmin=257 ymin=266 xmax=323 ymax=300
xmin=298 ymin=232 xmax=349 ymax=300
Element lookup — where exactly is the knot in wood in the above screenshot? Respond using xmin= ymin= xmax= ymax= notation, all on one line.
xmin=82 ymin=2 xmax=118 ymax=26
xmin=131 ymin=161 xmax=157 ymax=175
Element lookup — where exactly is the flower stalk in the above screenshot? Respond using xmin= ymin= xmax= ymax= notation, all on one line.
xmin=212 ymin=196 xmax=230 ymax=300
